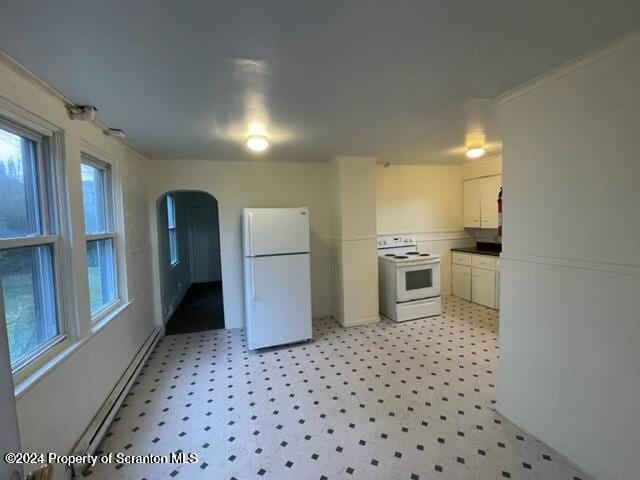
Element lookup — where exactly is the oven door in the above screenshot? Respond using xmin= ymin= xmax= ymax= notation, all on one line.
xmin=396 ymin=261 xmax=441 ymax=302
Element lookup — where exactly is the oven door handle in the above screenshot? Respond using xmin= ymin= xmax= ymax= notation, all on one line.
xmin=401 ymin=260 xmax=440 ymax=267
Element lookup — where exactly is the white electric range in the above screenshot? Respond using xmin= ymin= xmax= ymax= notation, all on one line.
xmin=377 ymin=235 xmax=442 ymax=322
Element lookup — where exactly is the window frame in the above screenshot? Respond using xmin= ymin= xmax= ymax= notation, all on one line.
xmin=0 ymin=116 xmax=70 ymax=375
xmin=166 ymin=194 xmax=179 ymax=266
xmin=80 ymin=153 xmax=121 ymax=321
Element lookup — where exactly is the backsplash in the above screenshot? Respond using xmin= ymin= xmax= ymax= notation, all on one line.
xmin=466 ymin=228 xmax=501 ymax=244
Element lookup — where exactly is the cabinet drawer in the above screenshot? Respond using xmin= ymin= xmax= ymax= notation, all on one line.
xmin=472 ymin=254 xmax=496 ymax=270
xmin=452 ymin=252 xmax=472 ymax=266
xmin=396 ymin=296 xmax=442 ymax=322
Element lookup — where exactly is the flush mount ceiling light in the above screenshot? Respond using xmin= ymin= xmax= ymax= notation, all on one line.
xmin=466 ymin=147 xmax=486 ymax=159
xmin=246 ymin=134 xmax=269 ymax=153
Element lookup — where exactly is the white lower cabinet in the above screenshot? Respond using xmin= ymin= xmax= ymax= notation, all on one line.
xmin=495 ymin=269 xmax=500 ymax=310
xmin=452 ymin=264 xmax=471 ymax=301
xmin=472 ymin=267 xmax=496 ymax=309
xmin=452 ymin=251 xmax=499 ymax=309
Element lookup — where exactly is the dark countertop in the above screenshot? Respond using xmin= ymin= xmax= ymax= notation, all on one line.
xmin=451 ymin=242 xmax=502 ymax=257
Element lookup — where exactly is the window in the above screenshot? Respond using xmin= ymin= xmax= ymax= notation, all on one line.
xmin=81 ymin=157 xmax=117 ymax=317
xmin=167 ymin=194 xmax=178 ymax=265
xmin=0 ymin=122 xmax=62 ymax=369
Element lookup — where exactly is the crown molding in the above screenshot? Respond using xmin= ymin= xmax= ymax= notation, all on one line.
xmin=0 ymin=49 xmax=152 ymax=161
xmin=496 ymin=29 xmax=640 ymax=105
xmin=462 ymin=154 xmax=502 ymax=166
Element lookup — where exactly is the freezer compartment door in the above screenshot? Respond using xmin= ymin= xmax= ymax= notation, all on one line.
xmin=243 ymin=207 xmax=310 ymax=257
xmin=244 ymin=253 xmax=312 ymax=350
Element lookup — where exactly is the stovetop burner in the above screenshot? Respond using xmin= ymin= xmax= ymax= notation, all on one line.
xmin=379 ymin=249 xmax=441 ymax=263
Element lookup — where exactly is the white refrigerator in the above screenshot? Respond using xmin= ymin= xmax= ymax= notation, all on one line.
xmin=242 ymin=207 xmax=313 ymax=350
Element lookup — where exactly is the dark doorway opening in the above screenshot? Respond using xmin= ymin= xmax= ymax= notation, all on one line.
xmin=158 ymin=191 xmax=224 ymax=335
xmin=165 ymin=282 xmax=224 ymax=334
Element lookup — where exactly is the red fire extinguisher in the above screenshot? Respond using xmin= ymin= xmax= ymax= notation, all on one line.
xmin=497 ymin=186 xmax=503 ymax=237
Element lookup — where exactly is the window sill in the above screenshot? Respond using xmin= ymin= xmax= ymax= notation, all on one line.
xmin=12 ymin=335 xmax=71 ymax=391
xmin=92 ymin=300 xmax=132 ymax=335
xmin=14 ymin=300 xmax=134 ymax=400
xmin=91 ymin=297 xmax=124 ymax=325
xmin=14 ymin=338 xmax=81 ymax=400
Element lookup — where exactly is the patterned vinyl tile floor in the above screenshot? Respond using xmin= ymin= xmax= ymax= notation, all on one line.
xmin=87 ymin=296 xmax=590 ymax=480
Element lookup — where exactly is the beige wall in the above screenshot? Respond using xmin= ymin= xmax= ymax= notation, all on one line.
xmin=498 ymin=35 xmax=640 ymax=480
xmin=0 ymin=56 xmax=155 ymax=480
xmin=149 ymin=159 xmax=333 ymax=329
xmin=376 ymin=165 xmax=464 ymax=235
xmin=375 ymin=165 xmax=475 ymax=294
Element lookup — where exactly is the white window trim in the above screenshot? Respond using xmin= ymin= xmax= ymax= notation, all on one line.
xmin=0 ymin=113 xmax=74 ymax=379
xmin=80 ymin=145 xmax=127 ymax=323
xmin=0 ymin=99 xmax=136 ymax=393
xmin=167 ymin=194 xmax=179 ymax=266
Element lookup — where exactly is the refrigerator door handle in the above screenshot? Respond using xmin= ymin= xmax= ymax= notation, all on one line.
xmin=247 ymin=211 xmax=255 ymax=257
xmin=250 ymin=262 xmax=257 ymax=301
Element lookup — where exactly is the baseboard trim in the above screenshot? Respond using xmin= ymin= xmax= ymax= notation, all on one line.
xmin=339 ymin=316 xmax=380 ymax=328
xmin=162 ymin=283 xmax=191 ymax=324
xmin=71 ymin=326 xmax=163 ymax=475
xmin=496 ymin=403 xmax=610 ymax=480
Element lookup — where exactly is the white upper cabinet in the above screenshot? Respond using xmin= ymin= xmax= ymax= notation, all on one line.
xmin=463 ymin=178 xmax=481 ymax=228
xmin=464 ymin=175 xmax=501 ymax=229
xmin=480 ymin=175 xmax=501 ymax=228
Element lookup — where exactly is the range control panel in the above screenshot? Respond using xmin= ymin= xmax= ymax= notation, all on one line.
xmin=377 ymin=234 xmax=417 ymax=249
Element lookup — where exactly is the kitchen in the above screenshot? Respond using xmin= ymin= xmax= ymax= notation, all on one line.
xmin=376 ymin=156 xmax=503 ymax=317
xmin=239 ymin=153 xmax=503 ymax=348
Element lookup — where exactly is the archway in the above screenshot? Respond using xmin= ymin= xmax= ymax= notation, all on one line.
xmin=156 ymin=190 xmax=224 ymax=334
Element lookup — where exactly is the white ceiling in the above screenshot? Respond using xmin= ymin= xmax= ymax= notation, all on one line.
xmin=0 ymin=1 xmax=639 ymax=163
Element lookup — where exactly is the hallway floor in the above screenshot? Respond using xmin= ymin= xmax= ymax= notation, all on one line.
xmin=165 ymin=282 xmax=225 ymax=335
xmin=88 ymin=296 xmax=589 ymax=480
